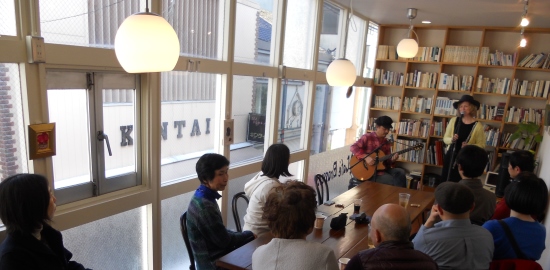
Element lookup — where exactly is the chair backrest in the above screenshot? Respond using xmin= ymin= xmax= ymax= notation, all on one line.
xmin=180 ymin=212 xmax=196 ymax=270
xmin=314 ymin=174 xmax=329 ymax=205
xmin=232 ymin=191 xmax=250 ymax=232
xmin=489 ymin=259 xmax=542 ymax=270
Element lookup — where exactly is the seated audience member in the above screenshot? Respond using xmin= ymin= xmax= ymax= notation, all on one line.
xmin=412 ymin=182 xmax=494 ymax=270
xmin=456 ymin=145 xmax=496 ymax=225
xmin=252 ymin=181 xmax=338 ymax=270
xmin=345 ymin=204 xmax=438 ymax=270
xmin=243 ymin=143 xmax=295 ymax=235
xmin=483 ymin=172 xmax=547 ymax=260
xmin=492 ymin=150 xmax=535 ymax=220
xmin=186 ymin=154 xmax=255 ymax=270
xmin=0 ymin=174 xmax=89 ymax=270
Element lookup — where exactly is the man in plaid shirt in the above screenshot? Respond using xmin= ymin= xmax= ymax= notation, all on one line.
xmin=349 ymin=116 xmax=406 ymax=189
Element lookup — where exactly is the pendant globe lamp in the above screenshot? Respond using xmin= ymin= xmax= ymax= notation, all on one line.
xmin=397 ymin=8 xmax=419 ymax=59
xmin=326 ymin=0 xmax=356 ymax=87
xmin=114 ymin=0 xmax=180 ymax=73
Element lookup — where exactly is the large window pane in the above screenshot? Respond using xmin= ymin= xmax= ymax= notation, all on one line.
xmin=282 ymin=0 xmax=317 ymax=69
xmin=62 ymin=206 xmax=146 ymax=270
xmin=0 ymin=0 xmax=17 ymax=36
xmin=230 ymin=76 xmax=271 ymax=165
xmin=39 ymin=0 xmax=143 ymax=47
xmin=160 ymin=72 xmax=221 ymax=184
xmin=345 ymin=15 xmax=366 ymax=75
xmin=163 ymin=0 xmax=225 ymax=60
xmin=162 ymin=191 xmax=195 ymax=270
xmin=235 ymin=0 xmax=279 ymax=65
xmin=318 ymin=2 xmax=345 ymax=72
xmin=363 ymin=22 xmax=379 ymax=78
xmin=277 ymin=80 xmax=309 ymax=152
xmin=48 ymin=90 xmax=91 ymax=188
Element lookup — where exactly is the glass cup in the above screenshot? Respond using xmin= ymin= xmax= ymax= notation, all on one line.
xmin=314 ymin=214 xmax=326 ymax=229
xmin=399 ymin=193 xmax=411 ymax=209
xmin=353 ymin=199 xmax=362 ymax=214
xmin=339 ymin=258 xmax=350 ymax=270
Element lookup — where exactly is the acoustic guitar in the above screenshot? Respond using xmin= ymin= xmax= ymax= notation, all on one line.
xmin=350 ymin=143 xmax=424 ymax=180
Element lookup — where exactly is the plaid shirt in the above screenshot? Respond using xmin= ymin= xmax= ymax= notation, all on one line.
xmin=350 ymin=132 xmax=393 ymax=172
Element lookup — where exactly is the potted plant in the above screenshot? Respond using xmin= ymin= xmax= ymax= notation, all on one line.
xmin=509 ymin=122 xmax=543 ymax=148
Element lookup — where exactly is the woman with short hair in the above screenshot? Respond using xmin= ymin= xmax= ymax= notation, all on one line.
xmin=186 ymin=153 xmax=255 ymax=270
xmin=483 ymin=172 xmax=548 ymax=260
xmin=252 ymin=181 xmax=338 ymax=270
xmin=243 ymin=144 xmax=296 ymax=235
xmin=0 ymin=173 xmax=88 ymax=270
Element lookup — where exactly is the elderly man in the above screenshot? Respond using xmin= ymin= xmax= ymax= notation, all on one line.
xmin=412 ymin=182 xmax=494 ymax=270
xmin=345 ymin=204 xmax=438 ymax=270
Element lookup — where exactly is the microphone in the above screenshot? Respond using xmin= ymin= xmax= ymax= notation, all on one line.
xmin=460 ymin=111 xmax=464 ymax=118
xmin=388 ymin=133 xmax=394 ymax=143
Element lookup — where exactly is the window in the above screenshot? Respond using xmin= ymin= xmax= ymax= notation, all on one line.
xmin=345 ymin=15 xmax=366 ymax=75
xmin=160 ymin=71 xmax=221 ymax=184
xmin=163 ymin=0 xmax=225 ymax=60
xmin=234 ymin=0 xmax=279 ymax=65
xmin=161 ymin=191 xmax=195 ymax=270
xmin=277 ymin=80 xmax=310 ymax=152
xmin=47 ymin=71 xmax=141 ymax=204
xmin=0 ymin=0 xmax=17 ymax=36
xmin=282 ymin=0 xmax=317 ymax=69
xmin=318 ymin=2 xmax=345 ymax=72
xmin=363 ymin=22 xmax=379 ymax=78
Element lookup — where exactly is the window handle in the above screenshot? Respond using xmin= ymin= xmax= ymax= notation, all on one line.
xmin=97 ymin=131 xmax=112 ymax=156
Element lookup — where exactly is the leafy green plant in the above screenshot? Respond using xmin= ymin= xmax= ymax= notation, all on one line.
xmin=509 ymin=122 xmax=543 ymax=145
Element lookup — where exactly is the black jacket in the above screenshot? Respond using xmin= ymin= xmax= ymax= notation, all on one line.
xmin=0 ymin=224 xmax=88 ymax=270
xmin=346 ymin=240 xmax=438 ymax=270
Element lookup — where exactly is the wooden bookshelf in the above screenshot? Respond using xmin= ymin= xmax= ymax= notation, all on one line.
xmin=371 ymin=25 xmax=550 ymax=183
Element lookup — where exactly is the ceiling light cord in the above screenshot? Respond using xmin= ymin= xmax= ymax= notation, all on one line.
xmin=519 ymin=0 xmax=529 ymax=47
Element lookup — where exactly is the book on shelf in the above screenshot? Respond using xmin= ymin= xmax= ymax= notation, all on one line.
xmin=494 ymin=102 xmax=506 ymax=121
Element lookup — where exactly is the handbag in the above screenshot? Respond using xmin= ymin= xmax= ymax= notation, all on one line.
xmin=497 ymin=220 xmax=527 ymax=260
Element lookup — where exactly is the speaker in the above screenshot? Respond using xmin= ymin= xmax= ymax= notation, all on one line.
xmin=495 ymin=153 xmax=511 ymax=198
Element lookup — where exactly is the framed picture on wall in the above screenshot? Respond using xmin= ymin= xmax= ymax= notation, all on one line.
xmin=28 ymin=123 xmax=56 ymax=160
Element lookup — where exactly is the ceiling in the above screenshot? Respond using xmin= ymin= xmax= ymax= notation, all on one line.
xmin=332 ymin=0 xmax=550 ymax=29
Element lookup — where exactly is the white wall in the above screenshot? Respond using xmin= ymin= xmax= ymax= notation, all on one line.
xmin=535 ymin=130 xmax=550 ymax=269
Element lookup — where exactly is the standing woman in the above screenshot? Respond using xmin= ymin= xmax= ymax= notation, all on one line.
xmin=0 ymin=174 xmax=88 ymax=270
xmin=442 ymin=95 xmax=486 ymax=182
xmin=243 ymin=144 xmax=295 ymax=235
xmin=186 ymin=153 xmax=255 ymax=270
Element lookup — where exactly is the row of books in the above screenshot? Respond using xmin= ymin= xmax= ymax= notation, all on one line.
xmin=475 ymin=76 xmax=511 ymax=94
xmin=442 ymin=46 xmax=480 ymax=64
xmin=426 ymin=140 xmax=446 ymax=166
xmin=402 ymin=96 xmax=433 ymax=114
xmin=510 ymin=79 xmax=550 ymax=98
xmin=478 ymin=48 xmax=516 ymax=66
xmin=372 ymin=96 xmax=401 ymax=110
xmin=376 ymin=45 xmax=404 ymax=60
xmin=434 ymin=97 xmax=459 ymax=116
xmin=504 ymin=107 xmax=544 ymax=125
xmin=500 ymin=133 xmax=538 ymax=150
xmin=484 ymin=125 xmax=500 ymax=147
xmin=410 ymin=47 xmax=443 ymax=62
xmin=374 ymin=69 xmax=404 ymax=86
xmin=395 ymin=139 xmax=426 ymax=163
xmin=438 ymin=73 xmax=474 ymax=91
xmin=430 ymin=119 xmax=448 ymax=137
xmin=396 ymin=119 xmax=431 ymax=138
xmin=405 ymin=71 xmax=438 ymax=89
xmin=517 ymin=53 xmax=550 ymax=69
xmin=477 ymin=102 xmax=505 ymax=121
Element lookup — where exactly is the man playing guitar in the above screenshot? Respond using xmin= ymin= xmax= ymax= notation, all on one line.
xmin=349 ymin=116 xmax=407 ymax=189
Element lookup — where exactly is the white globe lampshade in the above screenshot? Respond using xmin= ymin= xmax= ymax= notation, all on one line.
xmin=115 ymin=13 xmax=180 ymax=73
xmin=326 ymin=58 xmax=356 ymax=86
xmin=396 ymin=38 xmax=419 ymax=58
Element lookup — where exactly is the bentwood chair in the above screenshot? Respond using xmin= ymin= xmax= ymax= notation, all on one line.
xmin=232 ymin=192 xmax=250 ymax=232
xmin=180 ymin=212 xmax=196 ymax=270
xmin=314 ymin=174 xmax=330 ymax=205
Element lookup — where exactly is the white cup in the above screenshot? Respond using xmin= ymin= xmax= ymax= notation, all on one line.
xmin=314 ymin=214 xmax=326 ymax=229
xmin=339 ymin=258 xmax=350 ymax=270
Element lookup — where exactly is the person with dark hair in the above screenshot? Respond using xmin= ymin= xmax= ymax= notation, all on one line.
xmin=349 ymin=116 xmax=406 ymax=189
xmin=186 ymin=153 xmax=255 ymax=270
xmin=345 ymin=204 xmax=437 ymax=270
xmin=483 ymin=172 xmax=548 ymax=260
xmin=492 ymin=150 xmax=535 ymax=220
xmin=442 ymin=95 xmax=486 ymax=182
xmin=252 ymin=181 xmax=338 ymax=270
xmin=0 ymin=173 xmax=88 ymax=270
xmin=456 ymin=145 xmax=496 ymax=225
xmin=243 ymin=144 xmax=296 ymax=235
xmin=412 ymin=182 xmax=493 ymax=269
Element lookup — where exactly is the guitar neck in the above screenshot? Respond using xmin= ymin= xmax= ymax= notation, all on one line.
xmin=378 ymin=145 xmax=421 ymax=162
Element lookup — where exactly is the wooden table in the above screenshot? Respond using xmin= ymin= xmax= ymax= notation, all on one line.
xmin=216 ymin=181 xmax=435 ymax=270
